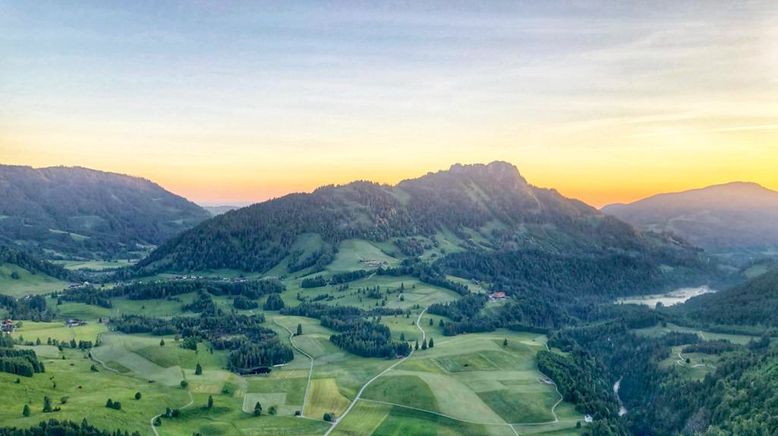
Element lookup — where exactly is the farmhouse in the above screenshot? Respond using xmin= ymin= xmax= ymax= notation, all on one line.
xmin=66 ymin=319 xmax=87 ymax=328
xmin=488 ymin=291 xmax=507 ymax=301
xmin=1 ymin=319 xmax=15 ymax=333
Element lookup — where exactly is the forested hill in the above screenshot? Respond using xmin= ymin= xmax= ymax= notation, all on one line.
xmin=0 ymin=165 xmax=210 ymax=259
xmin=137 ymin=161 xmax=706 ymax=282
xmin=671 ymin=267 xmax=778 ymax=327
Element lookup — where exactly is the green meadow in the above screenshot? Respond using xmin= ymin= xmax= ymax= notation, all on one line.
xmin=0 ymin=252 xmax=585 ymax=435
xmin=0 ymin=263 xmax=68 ymax=297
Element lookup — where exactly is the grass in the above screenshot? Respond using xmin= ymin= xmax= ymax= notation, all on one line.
xmin=363 ymin=375 xmax=437 ymax=411
xmin=327 ymin=239 xmax=399 ymax=272
xmin=53 ymin=259 xmax=136 ymax=271
xmin=305 ymin=378 xmax=350 ymax=419
xmin=0 ymin=263 xmax=67 ymax=297
xmin=10 ymin=321 xmax=107 ymax=344
xmin=632 ymin=323 xmax=758 ymax=345
xmin=0 ymin=262 xmax=586 ymax=435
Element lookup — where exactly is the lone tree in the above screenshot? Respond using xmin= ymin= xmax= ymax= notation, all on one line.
xmin=43 ymin=396 xmax=52 ymax=413
xmin=323 ymin=412 xmax=334 ymax=422
xmin=428 ymin=337 xmax=434 ymax=348
xmin=421 ymin=339 xmax=428 ymax=350
xmin=253 ymin=402 xmax=262 ymax=416
xmin=400 ymin=332 xmax=405 ymax=341
xmin=429 ymin=318 xmax=433 ymax=326
xmin=180 ymin=380 xmax=189 ymax=389
xmin=195 ymin=363 xmax=203 ymax=375
xmin=414 ymin=340 xmax=419 ymax=350
xmin=22 ymin=404 xmax=30 ymax=417
xmin=160 ymin=338 xmax=165 ymax=346
xmin=207 ymin=395 xmax=214 ymax=409
xmin=503 ymin=338 xmax=508 ymax=347
xmin=296 ymin=323 xmax=303 ymax=336
xmin=135 ymin=392 xmax=142 ymax=400
xmin=105 ymin=399 xmax=114 ymax=409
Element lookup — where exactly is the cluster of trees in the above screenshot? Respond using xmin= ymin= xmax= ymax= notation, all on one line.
xmin=0 ymin=295 xmax=52 ymax=321
xmin=182 ymin=291 xmax=218 ymax=314
xmin=262 ymin=294 xmax=285 ymax=310
xmin=300 ymin=276 xmax=327 ymax=288
xmin=393 ymin=237 xmax=430 ymax=257
xmin=0 ymin=245 xmax=76 ymax=282
xmin=227 ymin=340 xmax=294 ymax=372
xmin=301 ymin=270 xmax=373 ymax=288
xmin=0 ymin=334 xmax=45 ymax=377
xmin=111 ymin=310 xmax=294 ymax=373
xmin=0 ymin=418 xmax=141 ymax=436
xmin=328 ymin=319 xmax=410 ymax=358
xmin=233 ymin=295 xmax=258 ymax=310
xmin=682 ymin=340 xmax=740 ymax=355
xmin=106 ymin=278 xmax=284 ymax=301
xmin=280 ymin=303 xmax=408 ymax=357
xmin=378 ymin=260 xmax=469 ymax=296
xmin=57 ymin=287 xmax=112 ymax=308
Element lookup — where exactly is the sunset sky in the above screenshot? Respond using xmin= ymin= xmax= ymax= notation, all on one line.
xmin=1 ymin=1 xmax=777 ymax=207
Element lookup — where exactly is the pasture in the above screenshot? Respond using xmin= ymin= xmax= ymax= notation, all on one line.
xmin=0 ymin=263 xmax=67 ymax=297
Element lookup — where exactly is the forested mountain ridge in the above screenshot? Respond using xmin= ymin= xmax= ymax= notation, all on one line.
xmin=603 ymin=182 xmax=778 ymax=259
xmin=0 ymin=165 xmax=210 ymax=259
xmin=138 ymin=161 xmax=709 ymax=285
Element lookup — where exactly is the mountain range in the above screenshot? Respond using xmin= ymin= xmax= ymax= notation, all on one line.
xmin=136 ymin=162 xmax=711 ymax=296
xmin=0 ymin=165 xmax=210 ymax=260
xmin=603 ymin=182 xmax=778 ymax=260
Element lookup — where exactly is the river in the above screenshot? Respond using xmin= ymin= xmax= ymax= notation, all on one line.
xmin=614 ymin=285 xmax=715 ymax=308
xmin=613 ymin=377 xmax=627 ymax=416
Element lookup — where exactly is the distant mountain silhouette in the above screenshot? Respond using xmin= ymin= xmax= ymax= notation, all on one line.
xmin=0 ymin=165 xmax=210 ymax=259
xmin=603 ymin=182 xmax=778 ymax=254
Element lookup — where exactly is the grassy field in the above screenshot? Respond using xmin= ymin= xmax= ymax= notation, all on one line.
xmin=0 ymin=263 xmax=587 ymax=435
xmin=632 ymin=323 xmax=759 ymax=345
xmin=53 ymin=259 xmax=136 ymax=271
xmin=0 ymin=263 xmax=68 ymax=297
xmin=326 ymin=240 xmax=400 ymax=272
xmin=327 ymin=329 xmax=584 ymax=435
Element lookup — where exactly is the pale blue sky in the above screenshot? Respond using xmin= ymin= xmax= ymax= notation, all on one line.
xmin=1 ymin=1 xmax=776 ymax=206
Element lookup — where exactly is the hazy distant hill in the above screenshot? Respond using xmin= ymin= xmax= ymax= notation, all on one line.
xmin=203 ymin=205 xmax=239 ymax=216
xmin=603 ymin=182 xmax=778 ymax=257
xmin=0 ymin=165 xmax=210 ymax=259
xmin=138 ymin=162 xmax=712 ymax=295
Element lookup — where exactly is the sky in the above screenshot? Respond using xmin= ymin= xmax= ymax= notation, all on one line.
xmin=1 ymin=1 xmax=777 ymax=207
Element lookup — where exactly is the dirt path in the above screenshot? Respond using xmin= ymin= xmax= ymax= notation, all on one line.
xmin=149 ymin=390 xmax=193 ymax=436
xmin=273 ymin=317 xmax=315 ymax=417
